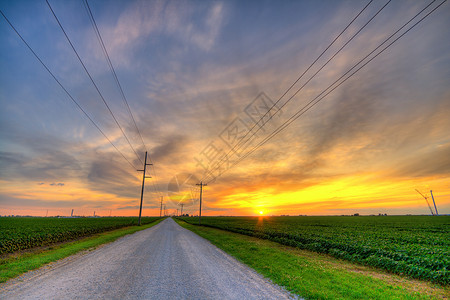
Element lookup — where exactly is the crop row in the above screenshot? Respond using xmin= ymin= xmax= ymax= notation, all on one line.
xmin=0 ymin=217 xmax=161 ymax=254
xmin=180 ymin=216 xmax=449 ymax=285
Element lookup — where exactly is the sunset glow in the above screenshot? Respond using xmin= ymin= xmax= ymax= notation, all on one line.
xmin=0 ymin=1 xmax=449 ymax=217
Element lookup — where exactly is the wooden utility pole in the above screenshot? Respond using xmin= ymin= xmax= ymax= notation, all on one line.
xmin=180 ymin=203 xmax=184 ymax=216
xmin=196 ymin=182 xmax=207 ymax=225
xmin=137 ymin=151 xmax=152 ymax=226
xmin=160 ymin=196 xmax=163 ymax=217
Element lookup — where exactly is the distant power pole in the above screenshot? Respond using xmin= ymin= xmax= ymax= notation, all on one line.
xmin=180 ymin=203 xmax=184 ymax=216
xmin=137 ymin=151 xmax=152 ymax=226
xmin=71 ymin=209 xmax=74 ymax=217
xmin=164 ymin=205 xmax=166 ymax=216
xmin=430 ymin=190 xmax=439 ymax=215
xmin=196 ymin=182 xmax=207 ymax=225
xmin=160 ymin=196 xmax=163 ymax=217
xmin=46 ymin=209 xmax=48 ymax=217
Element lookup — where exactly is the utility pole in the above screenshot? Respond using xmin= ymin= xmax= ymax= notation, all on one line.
xmin=430 ymin=190 xmax=439 ymax=215
xmin=164 ymin=205 xmax=166 ymax=216
xmin=180 ymin=203 xmax=184 ymax=216
xmin=177 ymin=209 xmax=179 ymax=216
xmin=137 ymin=151 xmax=152 ymax=226
xmin=160 ymin=196 xmax=163 ymax=217
xmin=196 ymin=182 xmax=207 ymax=225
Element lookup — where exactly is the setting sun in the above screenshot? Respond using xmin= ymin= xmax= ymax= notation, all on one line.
xmin=259 ymin=211 xmax=264 ymax=215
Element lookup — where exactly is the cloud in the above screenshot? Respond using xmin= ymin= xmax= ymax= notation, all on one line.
xmin=0 ymin=151 xmax=25 ymax=171
xmin=392 ymin=143 xmax=450 ymax=179
xmin=0 ymin=195 xmax=113 ymax=209
xmin=149 ymin=134 xmax=189 ymax=164
xmin=189 ymin=2 xmax=225 ymax=51
xmin=87 ymin=155 xmax=140 ymax=198
xmin=0 ymin=127 xmax=142 ymax=199
xmin=306 ymin=83 xmax=384 ymax=159
xmin=0 ymin=147 xmax=81 ymax=182
xmin=117 ymin=204 xmax=160 ymax=210
xmin=95 ymin=0 xmax=226 ymax=68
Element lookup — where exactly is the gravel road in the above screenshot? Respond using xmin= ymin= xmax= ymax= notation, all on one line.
xmin=0 ymin=218 xmax=294 ymax=299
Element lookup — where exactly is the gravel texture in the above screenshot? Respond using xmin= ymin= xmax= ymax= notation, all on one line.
xmin=0 ymin=218 xmax=295 ymax=299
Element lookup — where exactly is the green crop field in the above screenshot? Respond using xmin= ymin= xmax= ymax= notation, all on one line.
xmin=180 ymin=216 xmax=449 ymax=285
xmin=0 ymin=217 xmax=161 ymax=255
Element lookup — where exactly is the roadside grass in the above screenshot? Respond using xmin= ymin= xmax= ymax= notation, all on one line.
xmin=176 ymin=220 xmax=449 ymax=300
xmin=0 ymin=218 xmax=164 ymax=283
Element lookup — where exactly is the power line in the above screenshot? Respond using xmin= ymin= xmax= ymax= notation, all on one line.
xmin=82 ymin=0 xmax=165 ymax=199
xmin=147 ymin=158 xmax=163 ymax=197
xmin=222 ymin=0 xmax=373 ymax=164
xmin=82 ymin=0 xmax=163 ymax=198
xmin=83 ymin=0 xmax=147 ymax=152
xmin=202 ymin=0 xmax=383 ymax=182
xmin=46 ymin=0 xmax=143 ymax=165
xmin=206 ymin=0 xmax=446 ymax=184
xmin=238 ymin=0 xmax=443 ymax=162
xmin=0 ymin=9 xmax=137 ymax=170
xmin=203 ymin=0 xmax=387 ymax=183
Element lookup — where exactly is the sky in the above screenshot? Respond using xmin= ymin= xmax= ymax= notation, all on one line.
xmin=0 ymin=0 xmax=449 ymax=217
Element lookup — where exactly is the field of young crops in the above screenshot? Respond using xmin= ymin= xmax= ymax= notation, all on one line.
xmin=180 ymin=216 xmax=449 ymax=285
xmin=0 ymin=217 xmax=161 ymax=255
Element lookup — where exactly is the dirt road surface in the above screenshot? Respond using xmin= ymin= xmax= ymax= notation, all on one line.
xmin=0 ymin=218 xmax=294 ymax=299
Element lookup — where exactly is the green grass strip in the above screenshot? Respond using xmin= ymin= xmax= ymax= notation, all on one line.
xmin=0 ymin=218 xmax=164 ymax=283
xmin=176 ymin=219 xmax=449 ymax=300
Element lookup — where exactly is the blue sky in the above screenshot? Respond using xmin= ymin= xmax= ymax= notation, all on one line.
xmin=0 ymin=0 xmax=449 ymax=216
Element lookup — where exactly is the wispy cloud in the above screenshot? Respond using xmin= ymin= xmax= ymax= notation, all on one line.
xmin=93 ymin=0 xmax=226 ymax=68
